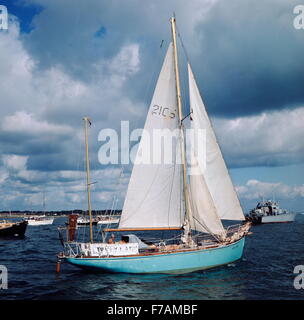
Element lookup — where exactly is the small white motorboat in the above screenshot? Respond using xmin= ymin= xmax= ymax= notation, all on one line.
xmin=24 ymin=215 xmax=54 ymax=226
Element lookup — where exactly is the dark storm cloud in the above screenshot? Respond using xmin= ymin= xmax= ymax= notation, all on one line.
xmin=0 ymin=131 xmax=67 ymax=156
xmin=190 ymin=0 xmax=304 ymax=117
xmin=18 ymin=0 xmax=304 ymax=118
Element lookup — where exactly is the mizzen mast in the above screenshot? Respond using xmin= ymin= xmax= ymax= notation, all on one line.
xmin=83 ymin=117 xmax=93 ymax=243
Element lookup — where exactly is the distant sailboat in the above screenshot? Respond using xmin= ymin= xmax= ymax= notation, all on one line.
xmin=96 ymin=216 xmax=120 ymax=225
xmin=65 ymin=215 xmax=119 ymax=227
xmin=25 ymin=192 xmax=54 ymax=226
xmin=57 ymin=16 xmax=250 ymax=274
xmin=25 ymin=215 xmax=54 ymax=226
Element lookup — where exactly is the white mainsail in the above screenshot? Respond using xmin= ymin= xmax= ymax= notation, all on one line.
xmin=119 ymin=43 xmax=184 ymax=229
xmin=188 ymin=63 xmax=245 ymax=221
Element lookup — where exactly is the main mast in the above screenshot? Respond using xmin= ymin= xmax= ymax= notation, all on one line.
xmin=83 ymin=117 xmax=93 ymax=243
xmin=170 ymin=16 xmax=191 ymax=237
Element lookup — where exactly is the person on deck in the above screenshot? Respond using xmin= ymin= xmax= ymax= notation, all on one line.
xmin=108 ymin=233 xmax=115 ymax=244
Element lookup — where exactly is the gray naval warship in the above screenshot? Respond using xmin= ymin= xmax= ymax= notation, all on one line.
xmin=245 ymin=200 xmax=297 ymax=225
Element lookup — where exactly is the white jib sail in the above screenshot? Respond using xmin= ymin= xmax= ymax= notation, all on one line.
xmin=188 ymin=136 xmax=225 ymax=235
xmin=188 ymin=63 xmax=244 ymax=221
xmin=119 ymin=43 xmax=184 ymax=229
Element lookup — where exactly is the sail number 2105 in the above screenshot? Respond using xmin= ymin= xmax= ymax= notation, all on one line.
xmin=152 ymin=104 xmax=176 ymax=119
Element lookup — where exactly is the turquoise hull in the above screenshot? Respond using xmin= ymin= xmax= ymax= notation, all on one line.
xmin=65 ymin=237 xmax=245 ymax=274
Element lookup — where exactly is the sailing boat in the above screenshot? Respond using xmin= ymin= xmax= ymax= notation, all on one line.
xmin=0 ymin=219 xmax=28 ymax=237
xmin=57 ymin=17 xmax=250 ymax=274
xmin=24 ymin=192 xmax=54 ymax=226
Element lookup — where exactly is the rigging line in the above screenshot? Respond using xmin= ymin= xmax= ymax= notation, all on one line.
xmin=181 ymin=111 xmax=193 ymax=123
xmin=135 ymin=41 xmax=165 ymax=133
xmin=109 ymin=195 xmax=117 ymax=218
xmin=176 ymin=25 xmax=193 ymax=127
xmin=176 ymin=25 xmax=190 ymax=115
xmin=191 ymin=216 xmax=222 ymax=242
xmin=109 ymin=167 xmax=124 ymax=217
xmin=95 ymin=196 xmax=116 ymax=240
xmin=96 ymin=196 xmax=115 ymax=240
xmin=145 ymin=42 xmax=164 ymax=101
xmin=109 ymin=196 xmax=117 ymax=218
xmin=141 ymin=234 xmax=181 ymax=242
xmin=176 ymin=25 xmax=191 ymax=63
xmin=104 ymin=175 xmax=117 ymax=218
xmin=175 ymin=40 xmax=187 ymax=121
xmin=95 ymin=167 xmax=124 ymax=240
xmin=110 ymin=195 xmax=118 ymax=216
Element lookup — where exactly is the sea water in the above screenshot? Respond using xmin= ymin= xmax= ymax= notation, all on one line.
xmin=0 ymin=215 xmax=304 ymax=300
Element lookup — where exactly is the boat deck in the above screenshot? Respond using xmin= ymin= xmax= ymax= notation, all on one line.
xmin=0 ymin=222 xmax=14 ymax=229
xmin=59 ymin=237 xmax=245 ymax=260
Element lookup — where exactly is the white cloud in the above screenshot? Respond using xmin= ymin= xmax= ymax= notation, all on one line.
xmin=24 ymin=192 xmax=44 ymax=207
xmin=2 ymin=111 xmax=73 ymax=135
xmin=0 ymin=169 xmax=9 ymax=184
xmin=236 ymin=179 xmax=304 ymax=200
xmin=0 ymin=151 xmax=127 ymax=210
xmin=66 ymin=193 xmax=82 ymax=204
xmin=96 ymin=191 xmax=115 ymax=203
xmin=108 ymin=44 xmax=140 ymax=76
xmin=2 ymin=155 xmax=28 ymax=171
xmin=0 ymin=17 xmax=144 ymax=128
xmin=214 ymin=107 xmax=304 ymax=167
xmin=0 ymin=19 xmax=37 ymax=115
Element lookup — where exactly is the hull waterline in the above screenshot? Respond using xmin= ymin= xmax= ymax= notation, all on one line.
xmin=262 ymin=212 xmax=297 ymax=223
xmin=65 ymin=237 xmax=245 ymax=274
xmin=247 ymin=212 xmax=297 ymax=225
xmin=27 ymin=218 xmax=54 ymax=226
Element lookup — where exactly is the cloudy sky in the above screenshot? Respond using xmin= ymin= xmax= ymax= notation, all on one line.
xmin=0 ymin=0 xmax=303 ymax=213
